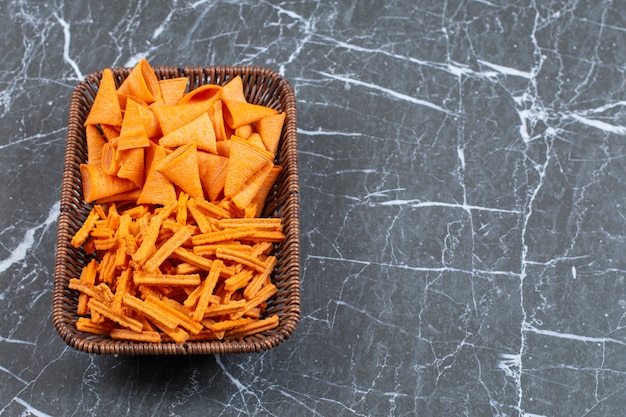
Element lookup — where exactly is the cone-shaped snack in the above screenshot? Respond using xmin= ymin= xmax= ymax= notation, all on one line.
xmin=251 ymin=165 xmax=282 ymax=217
xmin=208 ymin=100 xmax=228 ymax=142
xmin=178 ymin=84 xmax=221 ymax=106
xmin=224 ymin=136 xmax=274 ymax=198
xmin=221 ymin=76 xmax=247 ymax=103
xmin=151 ymin=101 xmax=210 ymax=136
xmin=116 ymin=58 xmax=162 ymax=109
xmin=246 ymin=132 xmax=265 ymax=150
xmin=156 ymin=142 xmax=203 ymax=199
xmin=159 ymin=113 xmax=217 ymax=154
xmin=136 ymin=100 xmax=162 ymax=138
xmin=86 ymin=125 xmax=107 ymax=168
xmin=215 ymin=139 xmax=231 ymax=157
xmin=256 ymin=112 xmax=286 ymax=155
xmin=101 ymin=142 xmax=120 ymax=175
xmin=159 ymin=77 xmax=188 ymax=106
xmin=231 ymin=161 xmax=273 ymax=210
xmin=222 ymin=100 xmax=278 ymax=129
xmin=197 ymin=151 xmax=229 ymax=201
xmin=80 ymin=164 xmax=138 ymax=203
xmin=84 ymin=68 xmax=123 ymax=127
xmin=138 ymin=143 xmax=177 ymax=205
xmin=100 ymin=124 xmax=120 ymax=141
xmin=117 ymin=148 xmax=145 ymax=188
xmin=234 ymin=124 xmax=253 ymax=139
xmin=117 ymin=100 xmax=150 ymax=151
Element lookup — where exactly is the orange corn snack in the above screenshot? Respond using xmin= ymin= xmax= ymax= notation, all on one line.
xmin=155 ymin=142 xmax=203 ymax=199
xmin=137 ymin=144 xmax=177 ymax=206
xmin=84 ymin=68 xmax=123 ymax=127
xmin=116 ymin=58 xmax=162 ymax=108
xmin=79 ymin=164 xmax=138 ymax=203
xmin=71 ymin=59 xmax=289 ymax=343
xmin=256 ymin=112 xmax=286 ymax=155
xmin=177 ymin=83 xmax=221 ymax=106
xmin=222 ymin=100 xmax=279 ymax=129
xmin=197 ymin=151 xmax=229 ymax=201
xmin=85 ymin=125 xmax=107 ymax=168
xmin=220 ymin=76 xmax=246 ymax=103
xmin=159 ymin=77 xmax=189 ymax=106
xmin=159 ymin=113 xmax=217 ymax=153
xmin=224 ymin=137 xmax=274 ymax=198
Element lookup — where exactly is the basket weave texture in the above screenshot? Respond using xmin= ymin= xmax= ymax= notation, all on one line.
xmin=53 ymin=66 xmax=300 ymax=355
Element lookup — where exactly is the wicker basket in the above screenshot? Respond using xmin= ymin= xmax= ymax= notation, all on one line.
xmin=53 ymin=66 xmax=300 ymax=354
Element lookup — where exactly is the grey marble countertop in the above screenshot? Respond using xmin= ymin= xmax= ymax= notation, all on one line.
xmin=1 ymin=1 xmax=625 ymax=416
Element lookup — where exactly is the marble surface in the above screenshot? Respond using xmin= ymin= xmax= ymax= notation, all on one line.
xmin=1 ymin=0 xmax=625 ymax=415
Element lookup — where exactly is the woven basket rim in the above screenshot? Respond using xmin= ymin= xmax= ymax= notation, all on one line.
xmin=53 ymin=65 xmax=300 ymax=355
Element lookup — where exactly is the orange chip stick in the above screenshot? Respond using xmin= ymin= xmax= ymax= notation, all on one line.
xmin=80 ymin=164 xmax=139 ymax=204
xmin=172 ymin=247 xmax=213 ymax=271
xmin=176 ymin=191 xmax=189 ymax=225
xmin=71 ymin=208 xmax=101 ymax=248
xmin=159 ymin=113 xmax=217 ymax=153
xmin=224 ymin=269 xmax=255 ymax=292
xmin=88 ymin=298 xmax=143 ymax=332
xmin=84 ymin=68 xmax=123 ymax=127
xmin=216 ymin=247 xmax=267 ymax=273
xmin=110 ymin=328 xmax=162 ymax=343
xmin=192 ymin=259 xmax=222 ymax=321
xmin=131 ymin=215 xmax=162 ymax=264
xmin=245 ymin=283 xmax=278 ymax=312
xmin=112 ymin=267 xmax=132 ymax=315
xmin=143 ymin=225 xmax=194 ymax=273
xmin=209 ymin=317 xmax=254 ymax=333
xmin=243 ymin=256 xmax=277 ymax=300
xmin=203 ymin=299 xmax=246 ymax=317
xmin=159 ymin=326 xmax=190 ymax=344
xmin=155 ymin=142 xmax=204 ymax=199
xmin=256 ymin=112 xmax=286 ymax=155
xmin=191 ymin=226 xmax=257 ymax=246
xmin=186 ymin=199 xmax=212 ymax=234
xmin=76 ymin=317 xmax=115 ymax=335
xmin=122 ymin=293 xmax=178 ymax=331
xmin=193 ymin=198 xmax=232 ymax=219
xmin=133 ymin=273 xmax=202 ymax=286
xmin=145 ymin=295 xmax=203 ymax=334
xmin=218 ymin=217 xmax=282 ymax=230
xmin=225 ymin=315 xmax=279 ymax=338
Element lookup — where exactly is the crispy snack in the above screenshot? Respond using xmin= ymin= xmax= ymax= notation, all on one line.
xmin=70 ymin=58 xmax=286 ymax=343
xmin=70 ymin=198 xmax=282 ymax=343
